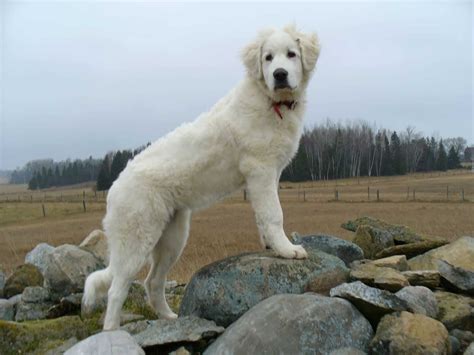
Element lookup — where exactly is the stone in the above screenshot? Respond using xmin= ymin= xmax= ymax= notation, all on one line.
xmin=22 ymin=286 xmax=49 ymax=303
xmin=179 ymin=249 xmax=348 ymax=326
xmin=450 ymin=329 xmax=474 ymax=354
xmin=408 ymin=236 xmax=474 ymax=271
xmin=370 ymin=311 xmax=450 ymax=355
xmin=372 ymin=255 xmax=408 ymax=271
xmin=45 ymin=337 xmax=78 ymax=355
xmin=342 ymin=216 xmax=425 ymax=244
xmin=0 ymin=270 xmax=5 ymax=298
xmin=15 ymin=301 xmax=52 ymax=321
xmin=42 ymin=244 xmax=105 ymax=298
xmin=25 ymin=243 xmax=55 ymax=275
xmin=395 ymin=286 xmax=438 ymax=318
xmin=438 ymin=259 xmax=474 ymax=295
xmin=435 ymin=291 xmax=474 ymax=332
xmin=402 ymin=270 xmax=441 ymax=288
xmin=79 ymin=229 xmax=109 ymax=264
xmin=204 ymin=293 xmax=373 ymax=355
xmin=99 ymin=312 xmax=144 ymax=327
xmin=4 ymin=264 xmax=44 ymax=298
xmin=132 ymin=316 xmax=224 ymax=350
xmin=465 ymin=342 xmax=474 ymax=355
xmin=170 ymin=347 xmax=191 ymax=355
xmin=329 ymin=348 xmax=366 ymax=355
xmin=65 ymin=330 xmax=144 ymax=355
xmin=350 ymin=262 xmax=409 ymax=292
xmin=352 ymin=225 xmax=394 ymax=259
xmin=0 ymin=316 xmax=89 ymax=354
xmin=450 ymin=335 xmax=461 ymax=355
xmin=375 ymin=239 xmax=449 ymax=259
xmin=0 ymin=299 xmax=14 ymax=321
xmin=291 ymin=233 xmax=364 ymax=265
xmin=329 ymin=281 xmax=408 ymax=326
xmin=47 ymin=293 xmax=83 ymax=319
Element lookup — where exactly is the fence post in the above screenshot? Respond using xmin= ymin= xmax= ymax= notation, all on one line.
xmin=243 ymin=189 xmax=247 ymax=201
xmin=334 ymin=189 xmax=339 ymax=201
xmin=303 ymin=190 xmax=306 ymax=202
xmin=83 ymin=200 xmax=86 ymax=212
xmin=367 ymin=186 xmax=370 ymax=201
xmin=42 ymin=204 xmax=46 ymax=217
xmin=376 ymin=189 xmax=380 ymax=201
xmin=462 ymin=188 xmax=465 ymax=201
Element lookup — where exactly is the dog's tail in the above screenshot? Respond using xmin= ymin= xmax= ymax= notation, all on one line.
xmin=82 ymin=267 xmax=113 ymax=316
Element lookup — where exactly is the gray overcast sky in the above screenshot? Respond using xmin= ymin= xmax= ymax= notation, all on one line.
xmin=1 ymin=1 xmax=472 ymax=170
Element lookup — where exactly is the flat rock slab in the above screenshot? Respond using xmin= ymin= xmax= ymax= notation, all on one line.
xmin=65 ymin=330 xmax=144 ymax=355
xmin=372 ymin=255 xmax=408 ymax=271
xmin=350 ymin=262 xmax=409 ymax=292
xmin=402 ymin=270 xmax=440 ymax=288
xmin=179 ymin=249 xmax=348 ymax=326
xmin=438 ymin=259 xmax=474 ymax=295
xmin=395 ymin=286 xmax=438 ymax=318
xmin=132 ymin=316 xmax=224 ymax=348
xmin=330 ymin=281 xmax=408 ymax=326
xmin=204 ymin=293 xmax=373 ymax=355
xmin=408 ymin=236 xmax=474 ymax=271
xmin=370 ymin=311 xmax=450 ymax=354
xmin=291 ymin=233 xmax=364 ymax=265
xmin=375 ymin=239 xmax=448 ymax=259
xmin=435 ymin=291 xmax=474 ymax=332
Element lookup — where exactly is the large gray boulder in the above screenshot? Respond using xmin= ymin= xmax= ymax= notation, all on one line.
xmin=42 ymin=244 xmax=105 ymax=299
xmin=204 ymin=293 xmax=374 ymax=355
xmin=395 ymin=286 xmax=438 ymax=318
xmin=438 ymin=259 xmax=474 ymax=295
xmin=179 ymin=250 xmax=348 ymax=326
xmin=65 ymin=330 xmax=144 ymax=355
xmin=330 ymin=281 xmax=408 ymax=326
xmin=79 ymin=230 xmax=109 ymax=264
xmin=435 ymin=291 xmax=474 ymax=332
xmin=291 ymin=233 xmax=364 ymax=265
xmin=25 ymin=243 xmax=55 ymax=275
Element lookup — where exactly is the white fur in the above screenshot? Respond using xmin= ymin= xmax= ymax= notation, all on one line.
xmin=82 ymin=25 xmax=320 ymax=330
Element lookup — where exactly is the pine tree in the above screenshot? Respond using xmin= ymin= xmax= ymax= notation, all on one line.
xmin=390 ymin=131 xmax=406 ymax=175
xmin=447 ymin=146 xmax=461 ymax=169
xmin=436 ymin=140 xmax=448 ymax=171
xmin=381 ymin=134 xmax=392 ymax=175
xmin=97 ymin=155 xmax=111 ymax=191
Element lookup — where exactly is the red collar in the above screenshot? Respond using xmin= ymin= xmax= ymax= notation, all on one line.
xmin=272 ymin=100 xmax=297 ymax=119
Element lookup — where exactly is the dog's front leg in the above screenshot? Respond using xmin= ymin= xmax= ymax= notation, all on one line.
xmin=246 ymin=172 xmax=307 ymax=259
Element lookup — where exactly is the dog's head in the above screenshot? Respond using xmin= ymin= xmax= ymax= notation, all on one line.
xmin=242 ymin=25 xmax=320 ymax=100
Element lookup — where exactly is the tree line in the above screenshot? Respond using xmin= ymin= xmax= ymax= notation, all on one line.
xmin=7 ymin=121 xmax=470 ymax=190
xmin=281 ymin=120 xmax=467 ymax=182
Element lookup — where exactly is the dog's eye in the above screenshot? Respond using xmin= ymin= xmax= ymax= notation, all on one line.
xmin=287 ymin=51 xmax=296 ymax=58
xmin=265 ymin=54 xmax=273 ymax=62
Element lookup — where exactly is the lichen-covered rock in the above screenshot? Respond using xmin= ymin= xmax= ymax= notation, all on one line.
xmin=330 ymin=281 xmax=408 ymax=326
xmin=0 ymin=299 xmax=14 ymax=321
xmin=179 ymin=249 xmax=348 ymax=326
xmin=350 ymin=262 xmax=409 ymax=291
xmin=342 ymin=216 xmax=425 ymax=244
xmin=25 ymin=243 xmax=55 ymax=275
xmin=291 ymin=233 xmax=364 ymax=265
xmin=352 ymin=225 xmax=394 ymax=259
xmin=372 ymin=255 xmax=408 ymax=271
xmin=450 ymin=329 xmax=474 ymax=354
xmin=4 ymin=264 xmax=44 ymax=298
xmin=65 ymin=330 xmax=144 ymax=355
xmin=42 ymin=244 xmax=105 ymax=299
xmin=408 ymin=236 xmax=474 ymax=271
xmin=204 ymin=293 xmax=374 ymax=355
xmin=402 ymin=270 xmax=440 ymax=288
xmin=375 ymin=239 xmax=449 ymax=259
xmin=22 ymin=286 xmax=50 ymax=303
xmin=79 ymin=229 xmax=109 ymax=264
xmin=15 ymin=301 xmax=53 ymax=322
xmin=438 ymin=259 xmax=474 ymax=295
xmin=132 ymin=316 xmax=224 ymax=351
xmin=465 ymin=342 xmax=474 ymax=355
xmin=395 ymin=286 xmax=438 ymax=318
xmin=0 ymin=316 xmax=89 ymax=355
xmin=370 ymin=311 xmax=450 ymax=355
xmin=435 ymin=291 xmax=474 ymax=332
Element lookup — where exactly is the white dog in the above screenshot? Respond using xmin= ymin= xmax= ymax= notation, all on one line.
xmin=82 ymin=24 xmax=320 ymax=330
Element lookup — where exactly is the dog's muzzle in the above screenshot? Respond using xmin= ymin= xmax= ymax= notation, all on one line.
xmin=273 ymin=68 xmax=291 ymax=90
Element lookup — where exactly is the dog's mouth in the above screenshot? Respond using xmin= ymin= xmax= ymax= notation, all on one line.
xmin=274 ymin=82 xmax=293 ymax=91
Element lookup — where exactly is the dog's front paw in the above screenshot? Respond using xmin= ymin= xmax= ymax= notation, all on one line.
xmin=275 ymin=244 xmax=308 ymax=259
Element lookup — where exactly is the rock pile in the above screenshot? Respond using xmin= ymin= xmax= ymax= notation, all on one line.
xmin=0 ymin=218 xmax=473 ymax=354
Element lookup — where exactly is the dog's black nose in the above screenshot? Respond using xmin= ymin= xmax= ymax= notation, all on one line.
xmin=273 ymin=68 xmax=288 ymax=81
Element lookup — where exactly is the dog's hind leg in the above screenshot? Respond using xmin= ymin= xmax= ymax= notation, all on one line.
xmin=144 ymin=208 xmax=191 ymax=319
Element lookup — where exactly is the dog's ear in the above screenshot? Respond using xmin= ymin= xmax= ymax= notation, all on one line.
xmin=285 ymin=25 xmax=320 ymax=73
xmin=241 ymin=38 xmax=263 ymax=80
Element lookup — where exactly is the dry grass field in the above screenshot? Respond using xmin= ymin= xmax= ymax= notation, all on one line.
xmin=1 ymin=170 xmax=473 ymax=282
